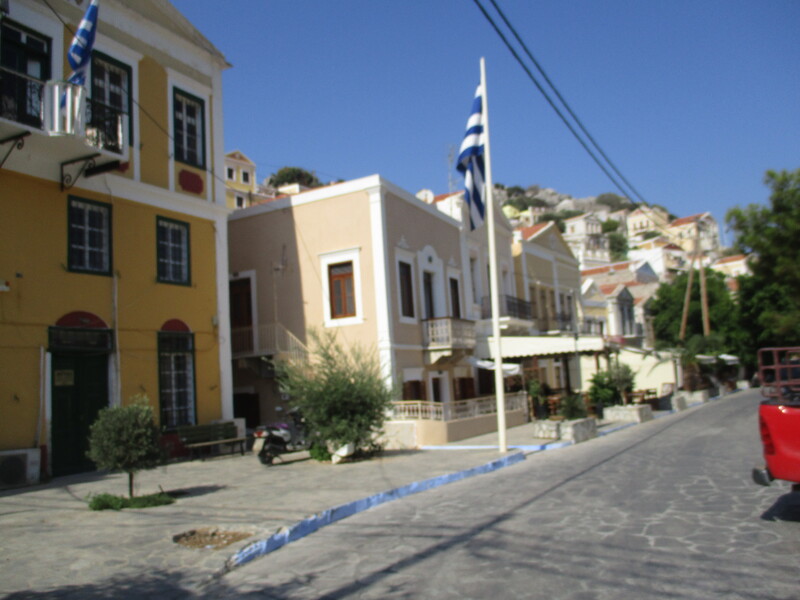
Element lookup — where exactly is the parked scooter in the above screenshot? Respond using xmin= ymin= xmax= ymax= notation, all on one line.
xmin=253 ymin=408 xmax=309 ymax=465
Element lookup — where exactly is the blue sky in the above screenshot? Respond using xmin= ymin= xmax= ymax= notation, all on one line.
xmin=171 ymin=0 xmax=798 ymax=244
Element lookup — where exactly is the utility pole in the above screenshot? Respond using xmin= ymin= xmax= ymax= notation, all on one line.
xmin=679 ymin=250 xmax=696 ymax=342
xmin=679 ymin=220 xmax=710 ymax=340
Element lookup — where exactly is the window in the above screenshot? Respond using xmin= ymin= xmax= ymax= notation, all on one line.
xmin=227 ymin=167 xmax=234 ymax=180
xmin=235 ymin=195 xmax=246 ymax=209
xmin=68 ymin=197 xmax=111 ymax=275
xmin=157 ymin=217 xmax=190 ymax=284
xmin=398 ymin=261 xmax=415 ymax=319
xmin=423 ymin=272 xmax=435 ymax=319
xmin=0 ymin=20 xmax=50 ymax=128
xmin=158 ymin=332 xmax=195 ymax=428
xmin=450 ymin=277 xmax=461 ymax=319
xmin=321 ymin=249 xmax=362 ymax=327
xmin=329 ymin=262 xmax=355 ymax=319
xmin=90 ymin=52 xmax=131 ymax=153
xmin=242 ymin=171 xmax=250 ymax=184
xmin=173 ymin=89 xmax=205 ymax=168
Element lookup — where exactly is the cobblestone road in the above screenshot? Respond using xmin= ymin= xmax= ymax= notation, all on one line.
xmin=208 ymin=390 xmax=800 ymax=599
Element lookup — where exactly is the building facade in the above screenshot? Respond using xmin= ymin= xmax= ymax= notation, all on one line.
xmin=0 ymin=0 xmax=232 ymax=481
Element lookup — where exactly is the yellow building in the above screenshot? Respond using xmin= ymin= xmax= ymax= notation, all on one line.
xmin=0 ymin=0 xmax=232 ymax=481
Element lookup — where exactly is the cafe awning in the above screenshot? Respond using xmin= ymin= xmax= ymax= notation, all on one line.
xmin=476 ymin=336 xmax=606 ymax=360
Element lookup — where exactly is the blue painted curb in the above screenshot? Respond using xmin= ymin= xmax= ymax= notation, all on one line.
xmin=421 ymin=441 xmax=573 ymax=453
xmin=226 ymin=451 xmax=526 ymax=571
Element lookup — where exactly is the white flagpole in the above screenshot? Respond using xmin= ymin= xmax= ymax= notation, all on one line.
xmin=480 ymin=57 xmax=507 ymax=453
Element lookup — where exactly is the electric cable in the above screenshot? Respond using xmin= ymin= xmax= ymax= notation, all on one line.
xmin=487 ymin=0 xmax=648 ymax=206
xmin=470 ymin=0 xmax=635 ymax=203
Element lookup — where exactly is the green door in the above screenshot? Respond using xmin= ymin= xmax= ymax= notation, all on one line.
xmin=51 ymin=353 xmax=109 ymax=476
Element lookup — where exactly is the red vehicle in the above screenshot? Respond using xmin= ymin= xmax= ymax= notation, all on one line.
xmin=752 ymin=347 xmax=800 ymax=490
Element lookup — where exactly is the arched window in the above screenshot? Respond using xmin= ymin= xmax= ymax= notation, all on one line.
xmin=158 ymin=320 xmax=195 ymax=428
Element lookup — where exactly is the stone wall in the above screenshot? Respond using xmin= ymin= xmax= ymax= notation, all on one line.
xmin=604 ymin=404 xmax=653 ymax=423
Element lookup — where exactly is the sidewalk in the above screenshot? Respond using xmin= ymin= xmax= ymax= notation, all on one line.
xmin=0 ymin=408 xmax=699 ymax=598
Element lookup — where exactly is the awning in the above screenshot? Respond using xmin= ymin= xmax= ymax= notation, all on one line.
xmin=476 ymin=336 xmax=606 ymax=360
xmin=697 ymin=353 xmax=740 ymax=365
xmin=465 ymin=356 xmax=522 ymax=375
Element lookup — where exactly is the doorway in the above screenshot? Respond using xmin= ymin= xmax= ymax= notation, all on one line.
xmin=51 ymin=352 xmax=109 ymax=476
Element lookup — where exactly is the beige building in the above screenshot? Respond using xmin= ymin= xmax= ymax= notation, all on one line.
xmin=562 ymin=212 xmax=610 ymax=269
xmin=626 ymin=205 xmax=670 ymax=241
xmin=466 ymin=222 xmax=607 ymax=395
xmin=666 ymin=212 xmax=721 ymax=260
xmin=228 ymin=176 xmax=508 ymax=429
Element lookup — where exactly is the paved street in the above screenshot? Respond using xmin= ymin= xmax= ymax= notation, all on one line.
xmin=2 ymin=390 xmax=798 ymax=599
xmin=207 ymin=390 xmax=800 ymax=599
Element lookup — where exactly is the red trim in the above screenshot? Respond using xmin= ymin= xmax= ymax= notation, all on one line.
xmin=178 ymin=169 xmax=204 ymax=194
xmin=161 ymin=319 xmax=190 ymax=332
xmin=55 ymin=311 xmax=108 ymax=329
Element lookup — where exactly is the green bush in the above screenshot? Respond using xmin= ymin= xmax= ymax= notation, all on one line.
xmin=308 ymin=443 xmax=332 ymax=462
xmin=89 ymin=492 xmax=174 ymax=511
xmin=559 ymin=394 xmax=588 ymax=420
xmin=86 ymin=395 xmax=163 ymax=497
xmin=88 ymin=493 xmax=126 ymax=511
xmin=609 ymin=362 xmax=636 ymax=400
xmin=588 ymin=371 xmax=620 ymax=407
xmin=277 ymin=330 xmax=394 ymax=459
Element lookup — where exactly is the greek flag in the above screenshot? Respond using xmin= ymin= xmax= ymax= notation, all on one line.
xmin=66 ymin=0 xmax=99 ymax=88
xmin=456 ymin=85 xmax=486 ymax=230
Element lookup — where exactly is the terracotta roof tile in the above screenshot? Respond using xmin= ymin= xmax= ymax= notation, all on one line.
xmin=517 ymin=223 xmax=550 ymax=240
xmin=670 ymin=213 xmax=708 ymax=227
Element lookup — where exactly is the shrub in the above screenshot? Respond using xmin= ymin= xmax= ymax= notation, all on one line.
xmin=609 ymin=362 xmax=636 ymax=400
xmin=277 ymin=331 xmax=395 ymax=460
xmin=588 ymin=371 xmax=620 ymax=407
xmin=89 ymin=492 xmax=174 ymax=511
xmin=559 ymin=394 xmax=587 ymax=420
xmin=86 ymin=395 xmax=163 ymax=497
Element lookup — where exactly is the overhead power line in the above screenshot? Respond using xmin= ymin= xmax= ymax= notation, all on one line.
xmin=472 ymin=0 xmax=647 ymax=207
xmin=487 ymin=0 xmax=648 ymax=206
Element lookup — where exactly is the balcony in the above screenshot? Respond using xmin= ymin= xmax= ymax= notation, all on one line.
xmin=231 ymin=323 xmax=308 ymax=363
xmin=390 ymin=391 xmax=527 ymax=421
xmin=422 ymin=317 xmax=475 ymax=349
xmin=422 ymin=317 xmax=475 ymax=364
xmin=1 ymin=71 xmax=128 ymax=177
xmin=480 ymin=295 xmax=533 ymax=320
xmin=580 ymin=318 xmax=605 ymax=336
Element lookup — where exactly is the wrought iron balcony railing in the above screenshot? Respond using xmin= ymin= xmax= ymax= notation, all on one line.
xmin=1 ymin=71 xmax=127 ymax=156
xmin=481 ymin=295 xmax=534 ymax=320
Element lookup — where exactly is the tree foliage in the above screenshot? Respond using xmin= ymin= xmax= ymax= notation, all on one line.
xmin=269 ymin=166 xmax=322 ymax=189
xmin=608 ymin=232 xmax=628 ymax=261
xmin=86 ymin=396 xmax=163 ymax=497
xmin=601 ymin=218 xmax=620 ymax=234
xmin=726 ymin=168 xmax=800 ymax=369
xmin=649 ymin=269 xmax=740 ymax=352
xmin=278 ymin=331 xmax=394 ymax=459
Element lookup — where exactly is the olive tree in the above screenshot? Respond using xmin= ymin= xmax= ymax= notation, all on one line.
xmin=86 ymin=396 xmax=162 ymax=497
xmin=278 ymin=331 xmax=395 ymax=461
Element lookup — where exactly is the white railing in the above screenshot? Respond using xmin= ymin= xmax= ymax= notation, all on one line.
xmin=422 ymin=317 xmax=476 ymax=349
xmin=231 ymin=323 xmax=308 ymax=362
xmin=390 ymin=391 xmax=527 ymax=422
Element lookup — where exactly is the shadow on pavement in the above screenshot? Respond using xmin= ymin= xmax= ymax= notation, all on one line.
xmin=760 ymin=491 xmax=800 ymax=522
xmin=3 ymin=571 xmax=197 ymax=599
xmin=165 ymin=485 xmax=227 ymax=499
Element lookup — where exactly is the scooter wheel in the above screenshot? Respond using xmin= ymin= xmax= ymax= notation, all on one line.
xmin=259 ymin=452 xmax=275 ymax=466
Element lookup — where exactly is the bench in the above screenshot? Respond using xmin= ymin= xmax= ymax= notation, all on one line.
xmin=631 ymin=389 xmax=660 ymax=411
xmin=177 ymin=421 xmax=247 ymax=460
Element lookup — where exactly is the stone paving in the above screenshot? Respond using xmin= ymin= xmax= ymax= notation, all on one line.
xmin=206 ymin=391 xmax=800 ymax=600
xmin=0 ymin=405 xmax=696 ymax=598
